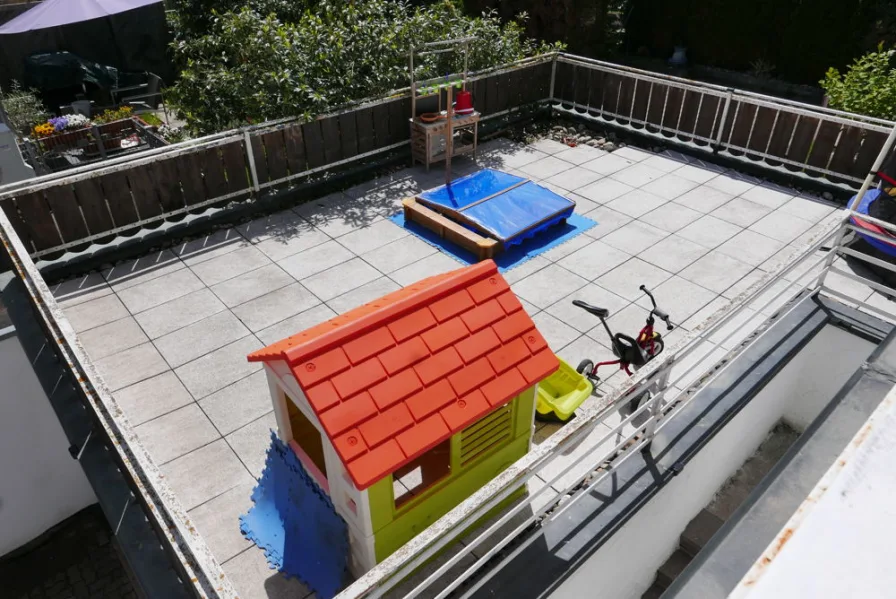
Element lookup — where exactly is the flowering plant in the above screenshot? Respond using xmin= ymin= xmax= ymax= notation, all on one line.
xmin=32 ymin=123 xmax=55 ymax=138
xmin=48 ymin=116 xmax=69 ymax=131
xmin=65 ymin=114 xmax=91 ymax=130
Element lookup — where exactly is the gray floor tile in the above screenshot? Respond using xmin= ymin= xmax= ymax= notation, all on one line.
xmin=679 ymin=251 xmax=755 ymax=294
xmin=223 ymin=547 xmax=312 ymax=599
xmin=581 ymin=206 xmax=633 ymax=239
xmin=362 ymin=235 xmax=438 ymax=274
xmin=295 ymin=192 xmax=383 ymax=239
xmin=543 ymin=167 xmax=603 ymax=192
xmin=605 ymin=189 xmax=668 ymax=218
xmin=502 ymin=255 xmax=551 ymax=285
xmin=639 ymin=234 xmax=709 ymax=274
xmin=190 ymin=245 xmax=271 ymax=287
xmin=634 ymin=275 xmax=718 ymax=323
xmin=175 ymin=228 xmax=250 ymax=266
xmin=710 ymin=197 xmax=772 ymax=227
xmin=189 ymin=482 xmax=254 ymax=564
xmin=135 ymin=403 xmax=220 ymax=465
xmin=721 ymin=268 xmax=769 ymax=300
xmin=613 ymin=147 xmax=653 ymax=162
xmin=210 ymin=264 xmax=293 ymax=308
xmin=673 ymin=161 xmax=724 ymax=184
xmin=64 ymin=294 xmax=129 ymax=333
xmin=155 ymin=310 xmax=250 ymax=368
xmin=232 ymin=283 xmax=320 ymax=332
xmin=599 ymin=301 xmax=658 ymax=345
xmin=740 ymin=184 xmax=795 ymax=209
xmin=640 ymin=154 xmax=688 ymax=173
xmin=748 ymin=210 xmax=815 ymax=243
xmin=252 ymin=227 xmax=331 ymax=262
xmin=581 ymin=154 xmax=635 ymax=176
xmin=673 ymin=186 xmax=734 ymax=213
xmin=569 ymin=194 xmax=600 ymax=215
xmin=596 ymin=258 xmax=672 ymax=300
xmin=610 ymin=163 xmax=666 ymax=188
xmin=390 ymin=252 xmax=463 ymax=287
xmin=554 ymin=145 xmax=607 ymax=165
xmin=113 ymin=371 xmax=193 ymax=426
xmin=79 ymin=317 xmax=148 ymax=361
xmin=512 ymin=264 xmax=589 ymax=309
xmin=641 ymin=172 xmax=699 ymax=201
xmin=117 ymin=268 xmax=205 ymax=314
xmin=518 ymin=155 xmax=575 ymax=180
xmin=556 ymin=334 xmax=617 ymax=379
xmin=162 ymin=439 xmax=253 ymax=510
xmin=778 ymin=196 xmax=837 ymax=223
xmin=134 ymin=288 xmax=226 ymax=339
xmin=575 ymin=178 xmax=634 ymax=205
xmin=51 ymin=272 xmax=113 ymax=308
xmin=94 ymin=342 xmax=169 ymax=391
xmin=256 ymin=303 xmax=338 ymax=346
xmin=175 ymin=335 xmax=263 ymax=399
xmin=600 ymin=220 xmax=669 ymax=255
xmin=277 ymin=239 xmax=354 ymax=281
xmin=199 ymin=371 xmax=272 ymax=436
xmin=716 ymin=229 xmax=784 ymax=267
xmin=545 ymin=284 xmax=630 ymax=333
xmin=540 ymin=232 xmax=595 ymax=262
xmin=301 ymin=258 xmax=382 ymax=302
xmin=557 ymin=238 xmax=631 ymax=281
xmin=529 ymin=138 xmax=572 ymax=154
xmin=531 ymin=311 xmax=581 ymax=352
xmin=677 ymin=214 xmax=743 ymax=249
xmin=103 ymin=250 xmax=185 ymax=291
xmin=236 ymin=209 xmax=313 ymax=243
xmin=227 ymin=411 xmax=277 ymax=478
xmin=637 ymin=202 xmax=703 ymax=233
xmin=327 ymin=276 xmax=401 ymax=314
xmin=484 ymin=145 xmax=548 ymax=169
xmin=704 ymin=173 xmax=757 ymax=196
xmin=337 ymin=219 xmax=409 ymax=255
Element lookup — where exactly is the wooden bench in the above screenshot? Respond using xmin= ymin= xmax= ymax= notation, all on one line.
xmin=402 ymin=197 xmax=499 ymax=260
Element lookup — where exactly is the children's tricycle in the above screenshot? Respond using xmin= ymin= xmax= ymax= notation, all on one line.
xmin=573 ymin=285 xmax=674 ymax=412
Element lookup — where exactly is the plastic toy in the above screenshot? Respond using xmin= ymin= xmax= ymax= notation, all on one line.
xmin=573 ymin=285 xmax=674 ymax=412
xmin=535 ymin=356 xmax=594 ymax=422
xmin=246 ymin=259 xmax=559 ymax=577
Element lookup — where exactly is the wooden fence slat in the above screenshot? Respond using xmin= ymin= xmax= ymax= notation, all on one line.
xmin=303 ymin=121 xmax=326 ymax=169
xmin=805 ymin=120 xmax=842 ymax=170
xmin=785 ymin=116 xmax=820 ymax=169
xmin=338 ymin=112 xmax=359 ymax=159
xmin=175 ymin=152 xmax=207 ymax=206
xmin=726 ymin=102 xmax=758 ymax=153
xmin=220 ymin=141 xmax=250 ymax=194
xmin=533 ymin=63 xmax=552 ymax=103
xmin=587 ymin=69 xmax=606 ymax=113
xmin=262 ymin=130 xmax=289 ymax=181
xmin=371 ymin=103 xmax=391 ymax=150
xmin=555 ymin=62 xmax=574 ymax=104
xmin=742 ymin=106 xmax=777 ymax=154
xmin=99 ymin=171 xmax=139 ymax=227
xmin=355 ymin=108 xmax=376 ymax=155
xmin=44 ymin=186 xmax=88 ymax=243
xmin=388 ymin=99 xmax=408 ymax=146
xmin=484 ymin=76 xmax=500 ymax=115
xmin=11 ymin=192 xmax=60 ymax=251
xmin=495 ymin=73 xmax=511 ymax=113
xmin=201 ymin=146 xmax=229 ymax=199
xmin=150 ymin=158 xmax=185 ymax=212
xmin=572 ymin=65 xmax=590 ymax=108
xmin=321 ymin=116 xmax=342 ymax=164
xmin=71 ymin=178 xmax=114 ymax=236
xmin=250 ymin=134 xmax=269 ymax=184
xmin=282 ymin=125 xmax=307 ymax=174
xmin=764 ymin=112 xmax=797 ymax=162
xmin=852 ymin=130 xmax=887 ymax=180
xmin=471 ymin=78 xmax=487 ymax=116
xmin=127 ymin=166 xmax=163 ymax=219
xmin=693 ymin=95 xmax=722 ymax=144
xmin=1 ymin=199 xmax=35 ymax=252
xmin=827 ymin=125 xmax=863 ymax=178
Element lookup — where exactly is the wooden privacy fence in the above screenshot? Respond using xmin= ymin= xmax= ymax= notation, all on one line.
xmin=553 ymin=55 xmax=896 ymax=188
xmin=0 ymin=57 xmax=553 ymax=258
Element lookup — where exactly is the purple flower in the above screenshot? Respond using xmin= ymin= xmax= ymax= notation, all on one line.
xmin=48 ymin=116 xmax=69 ymax=132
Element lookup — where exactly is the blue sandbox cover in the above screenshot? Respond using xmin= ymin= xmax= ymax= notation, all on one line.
xmin=418 ymin=169 xmax=576 ymax=247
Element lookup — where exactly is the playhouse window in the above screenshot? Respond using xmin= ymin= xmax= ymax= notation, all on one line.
xmin=393 ymin=439 xmax=451 ymax=508
xmin=286 ymin=394 xmax=328 ymax=479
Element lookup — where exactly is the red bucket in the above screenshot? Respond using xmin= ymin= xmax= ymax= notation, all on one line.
xmin=454 ymin=90 xmax=474 ymax=115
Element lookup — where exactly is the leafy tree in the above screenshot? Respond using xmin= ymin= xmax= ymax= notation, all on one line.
xmin=0 ymin=81 xmax=49 ymax=138
xmin=167 ymin=0 xmax=560 ymax=134
xmin=821 ymin=45 xmax=896 ymax=120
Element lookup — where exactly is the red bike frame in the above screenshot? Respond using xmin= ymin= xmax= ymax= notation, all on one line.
xmin=588 ymin=320 xmax=659 ymax=378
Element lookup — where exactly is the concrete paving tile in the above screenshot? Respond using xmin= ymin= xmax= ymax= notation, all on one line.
xmin=484 ymin=145 xmax=548 ymax=169
xmin=535 ymin=420 xmax=617 ymax=491
xmin=155 ymin=310 xmax=250 ymax=368
xmin=78 ymin=317 xmax=148 ymax=361
xmin=605 ymin=189 xmax=668 ymax=218
xmin=295 ymin=192 xmax=384 ymax=239
xmin=277 ymin=239 xmax=354 ymax=281
xmin=511 ymin=264 xmax=589 ymax=309
xmin=134 ymin=403 xmax=219 ymax=465
xmin=710 ymin=197 xmax=772 ymax=227
xmin=326 ymin=276 xmax=401 ymax=314
xmin=519 ymin=297 xmax=539 ymax=317
xmin=596 ymin=258 xmax=673 ymax=301
xmin=641 ymin=172 xmax=699 ymax=201
xmin=682 ymin=296 xmax=728 ymax=331
xmin=598 ymin=302 xmax=658 ymax=345
xmin=639 ymin=234 xmax=709 ymax=273
xmin=337 ymin=219 xmax=409 ymax=255
xmin=189 ymin=482 xmax=254 ymax=564
xmin=300 ymin=257 xmax=382 ymax=302
xmin=361 ymin=235 xmax=437 ymax=274
xmin=199 ymin=371 xmax=271 ymax=436
xmin=613 ymin=147 xmax=653 ymax=162
xmin=581 ymin=153 xmax=636 ymax=176
xmin=256 ymin=303 xmax=338 ymax=346
xmin=610 ymin=163 xmax=666 ymax=188
xmin=778 ymin=196 xmax=838 ymax=223
xmin=390 ymin=252 xmax=463 ymax=287
xmin=502 ymin=255 xmax=551 ymax=285
xmin=679 ymin=251 xmax=755 ymax=294
xmin=175 ymin=228 xmax=250 ymax=266
xmin=227 ymin=411 xmax=278 ymax=478
xmin=543 ymin=167 xmax=603 ymax=192
xmin=721 ymin=268 xmax=770 ymax=300
xmin=51 ymin=272 xmax=113 ymax=308
xmin=554 ymin=145 xmax=607 ymax=165
xmin=740 ymin=184 xmax=795 ymax=209
xmin=545 ymin=283 xmax=630 ymax=333
xmin=677 ymin=214 xmax=743 ymax=249
xmin=134 ymin=288 xmax=226 ymax=339
xmin=600 ymin=220 xmax=669 ymax=255
xmin=569 ymin=193 xmax=600 ymax=215
xmin=64 ymin=294 xmax=129 ymax=332
xmin=748 ymin=209 xmax=815 ymax=243
xmin=223 ymin=547 xmax=313 ymax=599
xmin=640 ymin=154 xmax=688 ymax=173
xmin=175 ymin=335 xmax=263 ymax=399
xmin=162 ymin=439 xmax=253 ymax=510
xmin=253 ymin=227 xmax=331 ymax=262
xmin=531 ymin=311 xmax=581 ymax=352
xmin=236 ymin=209 xmax=313 ymax=243
xmin=103 ymin=250 xmax=185 ymax=291
xmin=634 ymin=275 xmax=718 ymax=323
xmin=529 ymin=138 xmax=572 ymax=154
xmin=117 ymin=268 xmax=205 ymax=314
xmin=210 ymin=264 xmax=293 ymax=307
xmin=673 ymin=161 xmax=725 ymax=183
xmin=704 ymin=172 xmax=758 ymax=196
xmin=717 ymin=229 xmax=785 ymax=267
xmin=673 ymin=186 xmax=734 ymax=213
xmin=575 ymin=177 xmax=634 ymax=205
xmin=113 ymin=371 xmax=193 ymax=426
xmin=557 ymin=238 xmax=631 ymax=281
xmin=232 ymin=283 xmax=320 ymax=332
xmin=581 ymin=205 xmax=633 ymax=239
xmin=190 ymin=245 xmax=271 ymax=287
xmin=540 ymin=232 xmax=596 ymax=262
xmin=637 ymin=202 xmax=703 ymax=233
xmin=94 ymin=342 xmax=169 ymax=391
xmin=517 ymin=155 xmax=575 ymax=180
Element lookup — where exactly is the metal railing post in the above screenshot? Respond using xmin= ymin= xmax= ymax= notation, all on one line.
xmin=549 ymin=56 xmax=558 ymax=102
xmin=643 ymin=363 xmax=672 ymax=444
xmin=243 ymin=131 xmax=261 ymax=194
xmin=713 ymin=88 xmax=734 ymax=152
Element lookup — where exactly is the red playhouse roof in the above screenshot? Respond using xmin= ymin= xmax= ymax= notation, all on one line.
xmin=248 ymin=260 xmax=559 ymax=489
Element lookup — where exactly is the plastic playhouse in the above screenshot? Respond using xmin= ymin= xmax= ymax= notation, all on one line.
xmin=244 ymin=260 xmax=561 ymax=585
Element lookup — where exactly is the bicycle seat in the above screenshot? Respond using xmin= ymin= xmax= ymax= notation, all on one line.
xmin=572 ymin=299 xmax=610 ymax=318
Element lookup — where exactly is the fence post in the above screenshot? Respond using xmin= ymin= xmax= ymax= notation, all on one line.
xmin=549 ymin=56 xmax=558 ymax=102
xmin=643 ymin=363 xmax=672 ymax=445
xmin=243 ymin=131 xmax=261 ymax=194
xmin=713 ymin=88 xmax=734 ymax=152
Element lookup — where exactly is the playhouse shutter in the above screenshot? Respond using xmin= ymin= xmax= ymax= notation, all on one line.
xmin=458 ymin=403 xmax=514 ymax=466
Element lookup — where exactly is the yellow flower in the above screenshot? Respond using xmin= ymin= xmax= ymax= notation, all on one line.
xmin=32 ymin=123 xmax=55 ymax=138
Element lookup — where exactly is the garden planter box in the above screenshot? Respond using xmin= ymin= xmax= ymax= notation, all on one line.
xmin=38 ymin=117 xmax=167 ymax=155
